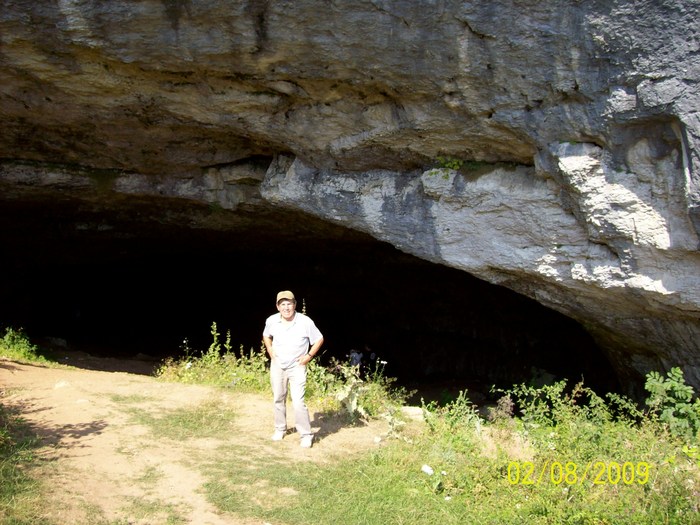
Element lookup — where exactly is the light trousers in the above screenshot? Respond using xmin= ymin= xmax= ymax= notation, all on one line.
xmin=270 ymin=360 xmax=312 ymax=437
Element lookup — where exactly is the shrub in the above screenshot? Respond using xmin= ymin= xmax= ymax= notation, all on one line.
xmin=421 ymin=390 xmax=484 ymax=457
xmin=0 ymin=327 xmax=49 ymax=363
xmin=645 ymin=367 xmax=700 ymax=440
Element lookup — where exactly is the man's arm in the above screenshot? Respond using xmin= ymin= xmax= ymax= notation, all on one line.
xmin=298 ymin=336 xmax=324 ymax=366
xmin=263 ymin=335 xmax=274 ymax=360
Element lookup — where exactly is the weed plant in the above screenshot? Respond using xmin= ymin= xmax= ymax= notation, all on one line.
xmin=0 ymin=327 xmax=51 ymax=364
xmin=479 ymin=378 xmax=700 ymax=523
xmin=645 ymin=367 xmax=700 ymax=441
xmin=308 ymin=357 xmax=411 ymax=419
xmin=155 ymin=323 xmax=409 ymax=420
xmin=155 ymin=323 xmax=269 ymax=392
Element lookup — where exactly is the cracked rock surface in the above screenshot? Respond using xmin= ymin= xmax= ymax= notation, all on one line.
xmin=1 ymin=0 xmax=699 ymax=389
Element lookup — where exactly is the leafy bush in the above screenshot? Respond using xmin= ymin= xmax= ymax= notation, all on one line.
xmin=505 ymin=383 xmax=631 ymax=484
xmin=405 ymin=378 xmax=700 ymax=523
xmin=423 ymin=390 xmax=482 ymax=434
xmin=329 ymin=359 xmax=411 ymax=419
xmin=0 ymin=327 xmax=48 ymax=363
xmin=305 ymin=358 xmax=343 ymax=406
xmin=645 ymin=367 xmax=700 ymax=440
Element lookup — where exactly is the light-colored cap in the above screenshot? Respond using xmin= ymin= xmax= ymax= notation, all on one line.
xmin=276 ymin=290 xmax=296 ymax=304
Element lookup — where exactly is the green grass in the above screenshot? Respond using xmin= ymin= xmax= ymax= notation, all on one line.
xmin=124 ymin=399 xmax=238 ymax=441
xmin=196 ymin=382 xmax=699 ymax=525
xmin=121 ymin=496 xmax=186 ymax=525
xmin=120 ymin=324 xmax=700 ymax=524
xmin=1 ymin=327 xmax=52 ymax=524
xmin=0 ymin=402 xmax=49 ymax=525
xmin=203 ymin=441 xmax=472 ymax=524
xmin=133 ymin=465 xmax=164 ymax=485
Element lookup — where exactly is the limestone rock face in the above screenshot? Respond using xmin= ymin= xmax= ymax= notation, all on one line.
xmin=262 ymin=148 xmax=700 ymax=389
xmin=1 ymin=1 xmax=699 ymax=388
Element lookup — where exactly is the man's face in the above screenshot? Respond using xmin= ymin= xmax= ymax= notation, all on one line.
xmin=277 ymin=299 xmax=296 ymax=321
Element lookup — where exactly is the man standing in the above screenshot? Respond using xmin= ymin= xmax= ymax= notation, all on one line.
xmin=262 ymin=290 xmax=324 ymax=448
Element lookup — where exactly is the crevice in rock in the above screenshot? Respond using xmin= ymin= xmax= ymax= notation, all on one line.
xmin=162 ymin=0 xmax=193 ymax=33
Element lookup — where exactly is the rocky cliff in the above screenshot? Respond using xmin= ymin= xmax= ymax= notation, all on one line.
xmin=1 ymin=1 xmax=699 ymax=389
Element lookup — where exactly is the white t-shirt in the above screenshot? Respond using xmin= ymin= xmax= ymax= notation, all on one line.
xmin=263 ymin=312 xmax=323 ymax=369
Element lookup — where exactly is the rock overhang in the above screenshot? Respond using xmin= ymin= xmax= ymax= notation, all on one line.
xmin=1 ymin=0 xmax=699 ymax=392
xmin=0 ymin=159 xmax=622 ymax=395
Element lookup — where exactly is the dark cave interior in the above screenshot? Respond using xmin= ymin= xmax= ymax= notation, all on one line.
xmin=0 ymin=188 xmax=621 ymax=400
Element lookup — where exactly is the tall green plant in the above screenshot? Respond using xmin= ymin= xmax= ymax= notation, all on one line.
xmin=0 ymin=327 xmax=48 ymax=363
xmin=156 ymin=324 xmax=269 ymax=390
xmin=645 ymin=367 xmax=700 ymax=440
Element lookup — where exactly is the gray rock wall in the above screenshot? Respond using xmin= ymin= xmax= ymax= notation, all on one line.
xmin=261 ymin=148 xmax=700 ymax=389
xmin=1 ymin=0 xmax=699 ymax=387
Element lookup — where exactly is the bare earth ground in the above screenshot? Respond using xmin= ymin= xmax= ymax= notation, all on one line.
xmin=0 ymin=353 xmax=392 ymax=525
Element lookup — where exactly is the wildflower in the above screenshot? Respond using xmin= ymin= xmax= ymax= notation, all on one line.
xmin=421 ymin=464 xmax=434 ymax=476
xmin=185 ymin=362 xmax=192 ymax=369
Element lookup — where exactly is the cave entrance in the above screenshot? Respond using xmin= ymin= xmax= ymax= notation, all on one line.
xmin=0 ymin=191 xmax=620 ymax=401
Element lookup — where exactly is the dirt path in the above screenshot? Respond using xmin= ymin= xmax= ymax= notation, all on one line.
xmin=0 ymin=355 xmax=391 ymax=524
